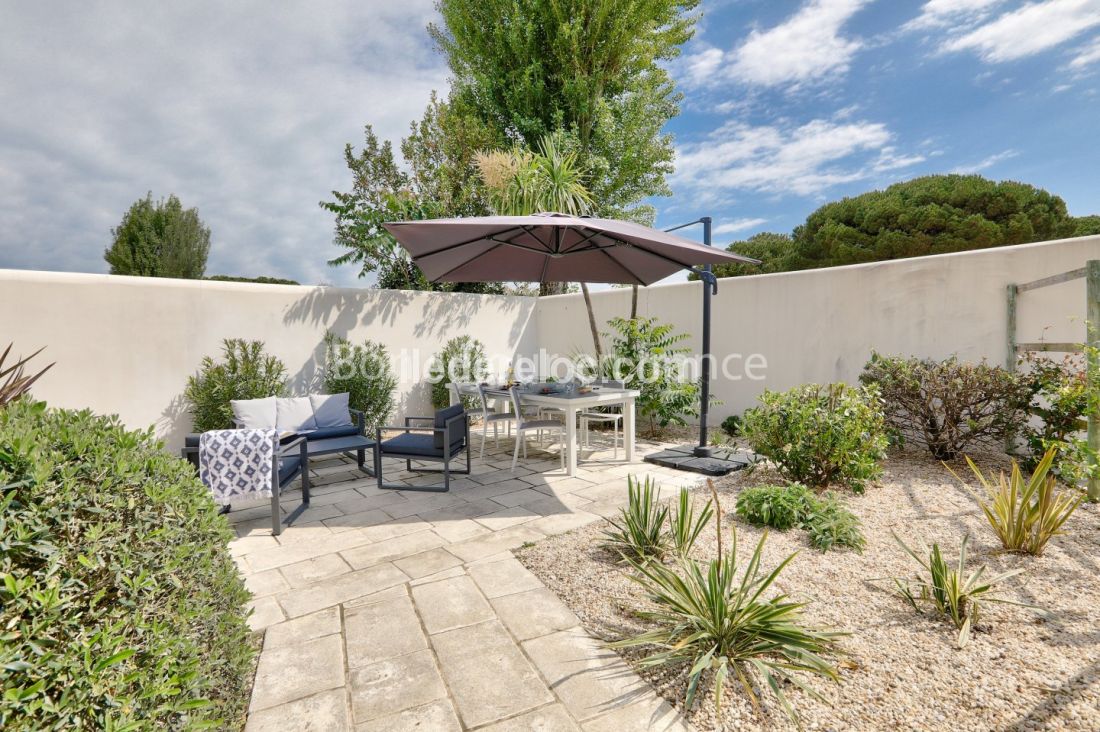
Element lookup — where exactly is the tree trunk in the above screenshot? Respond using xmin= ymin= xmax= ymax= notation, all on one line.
xmin=630 ymin=285 xmax=638 ymax=320
xmin=580 ymin=282 xmax=603 ymax=359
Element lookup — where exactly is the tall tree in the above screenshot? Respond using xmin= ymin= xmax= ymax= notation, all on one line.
xmin=321 ymin=93 xmax=506 ymax=293
xmin=104 ymin=193 xmax=210 ymax=279
xmin=432 ymin=0 xmax=699 ymax=294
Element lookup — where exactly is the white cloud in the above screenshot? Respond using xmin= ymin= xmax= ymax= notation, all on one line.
xmin=1068 ymin=35 xmax=1100 ymax=67
xmin=0 ymin=1 xmax=446 ymax=285
xmin=673 ymin=117 xmax=924 ymax=196
xmin=951 ymin=149 xmax=1019 ymax=173
xmin=905 ymin=0 xmax=1007 ymax=31
xmin=679 ymin=0 xmax=871 ymax=89
xmin=939 ymin=0 xmax=1100 ymax=63
xmin=713 ymin=218 xmax=769 ymax=235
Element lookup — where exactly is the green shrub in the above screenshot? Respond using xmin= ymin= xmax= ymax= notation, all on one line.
xmin=184 ymin=339 xmax=288 ymax=431
xmin=0 ymin=400 xmax=254 ymax=729
xmin=735 ymin=483 xmax=814 ymax=531
xmin=1017 ymin=351 xmax=1098 ymax=485
xmin=429 ymin=336 xmax=488 ymax=410
xmin=322 ymin=332 xmax=397 ymax=431
xmin=741 ymin=382 xmax=888 ymax=492
xmin=602 ymin=317 xmax=704 ymax=437
xmin=804 ymin=493 xmax=866 ymax=553
xmin=611 ymin=526 xmax=842 ymax=725
xmin=720 ymin=414 xmax=741 ymax=438
xmin=602 ymin=475 xmax=670 ymax=562
xmin=860 ymin=353 xmax=1028 ymax=460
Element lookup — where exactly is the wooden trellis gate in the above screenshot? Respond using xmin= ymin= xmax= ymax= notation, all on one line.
xmin=1005 ymin=259 xmax=1099 ymax=500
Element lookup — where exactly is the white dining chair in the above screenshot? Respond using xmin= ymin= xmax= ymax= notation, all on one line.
xmin=579 ymin=379 xmax=625 ymax=459
xmin=507 ymin=386 xmax=565 ymax=471
xmin=477 ymin=384 xmax=517 ymax=459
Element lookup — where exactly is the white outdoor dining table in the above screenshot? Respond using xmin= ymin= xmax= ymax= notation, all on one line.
xmin=450 ymin=384 xmax=639 ymax=477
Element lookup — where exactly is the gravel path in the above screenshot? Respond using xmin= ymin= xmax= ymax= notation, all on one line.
xmin=516 ymin=450 xmax=1100 ymax=731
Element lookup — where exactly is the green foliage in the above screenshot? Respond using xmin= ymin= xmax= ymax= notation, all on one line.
xmin=321 ymin=94 xmax=505 ymax=293
xmin=735 ymin=484 xmax=814 ymax=531
xmin=0 ymin=344 xmax=53 ymax=409
xmin=104 ymin=192 xmax=210 ymax=279
xmin=741 ymin=383 xmax=888 ymax=492
xmin=706 ymin=176 xmax=1097 ymax=277
xmin=804 ymin=493 xmax=866 ymax=554
xmin=476 ymin=132 xmax=593 ymax=216
xmin=0 ymin=400 xmax=254 ymax=729
xmin=955 ymin=448 xmax=1083 ymax=556
xmin=611 ymin=526 xmax=841 ymax=724
xmin=1017 ymin=352 xmax=1097 ymax=485
xmin=720 ymin=414 xmax=741 ymax=438
xmin=603 ymin=316 xmax=702 ymax=436
xmin=602 ymin=475 xmax=671 ymax=562
xmin=668 ymin=488 xmax=713 ymax=558
xmin=184 ymin=339 xmax=288 ymax=432
xmin=429 ymin=336 xmax=489 ymax=410
xmin=891 ymin=533 xmax=1034 ymax=648
xmin=322 ymin=332 xmax=397 ymax=432
xmin=860 ymin=353 xmax=1029 ymax=460
xmin=431 ymin=0 xmax=699 ymax=221
xmin=1070 ymin=215 xmax=1100 ymax=237
xmin=206 ymin=274 xmax=300 ymax=285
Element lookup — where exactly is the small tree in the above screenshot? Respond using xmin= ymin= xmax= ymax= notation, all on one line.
xmin=429 ymin=336 xmax=489 ymax=409
xmin=602 ymin=316 xmax=700 ymax=436
xmin=184 ymin=340 xmax=288 ymax=432
xmin=321 ymin=332 xmax=397 ymax=432
xmin=105 ymin=192 xmax=210 ymax=279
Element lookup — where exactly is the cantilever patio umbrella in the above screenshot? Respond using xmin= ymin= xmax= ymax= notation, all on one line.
xmin=383 ymin=212 xmax=760 ymax=473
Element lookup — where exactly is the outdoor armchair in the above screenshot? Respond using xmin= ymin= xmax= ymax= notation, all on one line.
xmin=181 ymin=432 xmax=310 ymax=536
xmin=374 ymin=404 xmax=470 ymax=492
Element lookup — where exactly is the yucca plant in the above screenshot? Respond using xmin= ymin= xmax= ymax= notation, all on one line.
xmin=668 ymin=488 xmax=714 ymax=558
xmin=891 ymin=533 xmax=1036 ymax=648
xmin=952 ymin=447 xmax=1083 ymax=555
xmin=612 ymin=526 xmax=842 ymax=725
xmin=602 ymin=475 xmax=670 ymax=562
xmin=0 ymin=343 xmax=53 ymax=408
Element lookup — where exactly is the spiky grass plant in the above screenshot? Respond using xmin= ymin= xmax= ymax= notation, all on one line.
xmin=892 ymin=533 xmax=1036 ymax=648
xmin=668 ymin=488 xmax=714 ymax=558
xmin=612 ymin=526 xmax=842 ymax=725
xmin=602 ymin=475 xmax=670 ymax=562
xmin=952 ymin=447 xmax=1083 ymax=556
xmin=804 ymin=493 xmax=866 ymax=554
xmin=0 ymin=343 xmax=53 ymax=408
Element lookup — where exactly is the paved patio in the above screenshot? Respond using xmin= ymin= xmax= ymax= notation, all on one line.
xmin=230 ymin=433 xmax=702 ymax=731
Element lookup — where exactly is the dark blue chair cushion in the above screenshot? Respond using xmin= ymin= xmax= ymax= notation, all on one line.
xmin=278 ymin=456 xmax=302 ymax=485
xmin=305 ymin=425 xmax=360 ymax=440
xmin=433 ymin=405 xmax=466 ymax=450
xmin=381 ymin=432 xmax=464 ymax=458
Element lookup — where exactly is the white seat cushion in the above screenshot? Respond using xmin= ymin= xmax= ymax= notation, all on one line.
xmin=276 ymin=397 xmax=318 ymax=432
xmin=230 ymin=396 xmax=277 ymax=430
xmin=309 ymin=392 xmax=352 ymax=428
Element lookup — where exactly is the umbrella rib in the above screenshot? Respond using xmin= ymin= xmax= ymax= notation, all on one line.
xmin=415 ymin=225 xmax=526 ymax=259
xmin=595 ymin=246 xmax=647 ymax=286
xmin=428 ymin=240 xmax=508 ymax=282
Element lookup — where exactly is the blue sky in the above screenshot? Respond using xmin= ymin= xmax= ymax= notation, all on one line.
xmin=1 ymin=1 xmax=1098 ymax=286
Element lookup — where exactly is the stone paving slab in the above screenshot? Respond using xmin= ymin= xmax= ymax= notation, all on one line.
xmin=236 ymin=440 xmax=700 ymax=731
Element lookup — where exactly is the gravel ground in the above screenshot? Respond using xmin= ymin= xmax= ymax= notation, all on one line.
xmin=516 ymin=450 xmax=1100 ymax=731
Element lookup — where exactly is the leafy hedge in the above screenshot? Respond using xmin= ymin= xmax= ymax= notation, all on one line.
xmin=0 ymin=401 xmax=254 ymax=730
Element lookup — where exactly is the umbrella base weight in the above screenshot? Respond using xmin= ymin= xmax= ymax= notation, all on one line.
xmin=644 ymin=445 xmax=757 ymax=477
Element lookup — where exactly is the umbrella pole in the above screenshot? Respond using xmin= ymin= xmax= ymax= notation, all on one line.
xmin=695 ymin=217 xmax=713 ymax=458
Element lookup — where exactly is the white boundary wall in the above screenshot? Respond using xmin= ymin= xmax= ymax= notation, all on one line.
xmin=0 ymin=271 xmax=537 ymax=449
xmin=2 ymin=234 xmax=1097 ymax=449
xmin=536 ymin=234 xmax=1100 ymax=419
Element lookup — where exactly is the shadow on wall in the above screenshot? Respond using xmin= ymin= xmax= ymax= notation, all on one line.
xmin=159 ymin=392 xmax=191 ymax=451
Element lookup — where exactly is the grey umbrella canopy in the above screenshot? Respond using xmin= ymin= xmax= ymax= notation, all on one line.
xmin=382 ymin=213 xmax=757 ymax=285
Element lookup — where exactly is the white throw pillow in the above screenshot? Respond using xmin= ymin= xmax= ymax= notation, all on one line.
xmin=230 ymin=396 xmax=277 ymax=429
xmin=310 ymin=392 xmax=352 ymax=428
xmin=276 ymin=397 xmax=318 ymax=432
